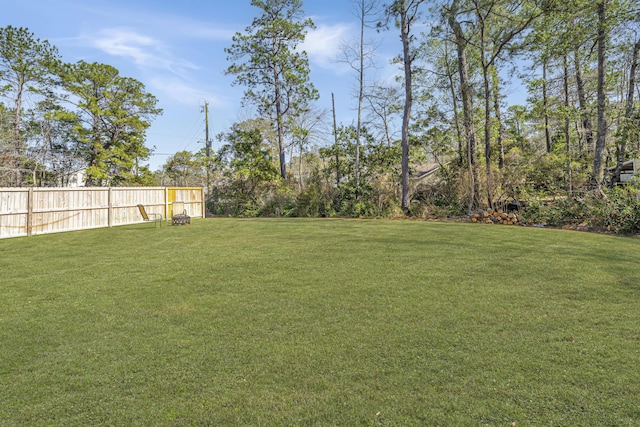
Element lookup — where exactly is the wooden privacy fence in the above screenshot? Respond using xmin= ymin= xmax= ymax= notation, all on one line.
xmin=0 ymin=187 xmax=205 ymax=239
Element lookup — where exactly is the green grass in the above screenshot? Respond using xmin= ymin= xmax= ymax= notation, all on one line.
xmin=1 ymin=219 xmax=639 ymax=426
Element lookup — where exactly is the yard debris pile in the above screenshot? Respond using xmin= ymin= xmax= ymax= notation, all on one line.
xmin=469 ymin=208 xmax=525 ymax=225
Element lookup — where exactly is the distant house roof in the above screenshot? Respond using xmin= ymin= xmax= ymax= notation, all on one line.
xmin=607 ymin=159 xmax=638 ymax=172
xmin=606 ymin=159 xmax=638 ymax=184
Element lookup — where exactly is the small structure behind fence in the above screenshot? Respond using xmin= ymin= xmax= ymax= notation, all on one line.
xmin=606 ymin=159 xmax=639 ymax=185
xmin=0 ymin=187 xmax=204 ymax=239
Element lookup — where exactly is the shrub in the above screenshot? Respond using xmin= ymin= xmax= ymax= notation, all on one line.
xmin=521 ymin=185 xmax=640 ymax=234
xmin=592 ymin=186 xmax=640 ymax=234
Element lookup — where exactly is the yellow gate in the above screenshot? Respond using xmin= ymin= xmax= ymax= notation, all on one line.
xmin=167 ymin=188 xmax=177 ymax=218
xmin=166 ymin=187 xmax=205 ymax=219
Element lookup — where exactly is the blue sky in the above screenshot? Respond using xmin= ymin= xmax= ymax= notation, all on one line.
xmin=3 ymin=0 xmax=404 ymax=171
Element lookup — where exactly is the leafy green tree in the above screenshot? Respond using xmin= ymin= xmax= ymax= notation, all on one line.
xmin=16 ymin=90 xmax=89 ymax=187
xmin=0 ymin=103 xmax=14 ymax=185
xmin=592 ymin=0 xmax=608 ymax=186
xmin=470 ymin=0 xmax=545 ymax=207
xmin=0 ymin=26 xmax=60 ymax=186
xmin=212 ymin=118 xmax=281 ymax=215
xmin=504 ymin=105 xmax=529 ymax=151
xmin=320 ymin=124 xmax=400 ymax=216
xmin=446 ymin=0 xmax=480 ymax=211
xmin=225 ymin=0 xmax=319 ymax=180
xmin=162 ymin=150 xmax=205 ymax=187
xmin=381 ymin=0 xmax=427 ymax=214
xmin=590 ymin=0 xmax=635 ymax=186
xmin=219 ymin=119 xmax=280 ymax=184
xmin=57 ymin=61 xmax=162 ymax=186
xmin=612 ymin=34 xmax=640 ymax=184
xmin=523 ymin=0 xmax=597 ymax=191
xmin=415 ymin=30 xmax=465 ymax=165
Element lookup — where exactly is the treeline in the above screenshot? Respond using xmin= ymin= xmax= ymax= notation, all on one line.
xmin=178 ymin=0 xmax=638 ymax=233
xmin=0 ymin=26 xmax=162 ymax=187
xmin=3 ymin=0 xmax=640 ymax=234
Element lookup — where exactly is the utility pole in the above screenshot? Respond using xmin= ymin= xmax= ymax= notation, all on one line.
xmin=332 ymin=93 xmax=340 ymax=186
xmin=205 ymin=101 xmax=210 ymax=159
xmin=203 ymin=101 xmax=211 ymax=213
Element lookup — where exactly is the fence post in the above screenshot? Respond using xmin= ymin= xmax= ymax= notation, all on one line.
xmin=201 ymin=187 xmax=205 ymax=218
xmin=164 ymin=187 xmax=169 ymax=220
xmin=108 ymin=187 xmax=113 ymax=227
xmin=27 ymin=188 xmax=34 ymax=237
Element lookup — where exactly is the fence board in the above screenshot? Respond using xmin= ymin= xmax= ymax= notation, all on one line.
xmin=0 ymin=187 xmax=203 ymax=239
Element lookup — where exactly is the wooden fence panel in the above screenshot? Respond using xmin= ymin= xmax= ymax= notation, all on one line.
xmin=31 ymin=188 xmax=111 ymax=235
xmin=0 ymin=189 xmax=29 ymax=238
xmin=111 ymin=187 xmax=166 ymax=226
xmin=172 ymin=187 xmax=205 ymax=218
xmin=0 ymin=187 xmax=203 ymax=239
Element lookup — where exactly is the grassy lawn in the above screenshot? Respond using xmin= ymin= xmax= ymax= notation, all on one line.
xmin=1 ymin=218 xmax=639 ymax=426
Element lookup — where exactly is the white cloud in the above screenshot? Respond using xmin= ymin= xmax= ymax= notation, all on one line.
xmin=86 ymin=28 xmax=198 ymax=75
xmin=92 ymin=29 xmax=156 ymax=62
xmin=302 ymin=23 xmax=353 ymax=69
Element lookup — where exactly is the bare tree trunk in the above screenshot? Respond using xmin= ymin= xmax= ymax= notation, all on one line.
xmin=564 ymin=55 xmax=572 ymax=192
xmin=332 ymin=93 xmax=341 ymax=186
xmin=492 ymin=67 xmax=505 ymax=169
xmin=12 ymin=75 xmax=25 ymax=187
xmin=476 ymin=3 xmax=493 ymax=209
xmin=355 ymin=0 xmax=366 ymax=194
xmin=272 ymin=36 xmax=286 ymax=180
xmin=299 ymin=139 xmax=304 ymax=189
xmin=575 ymin=50 xmax=594 ymax=154
xmin=592 ymin=0 xmax=607 ymax=187
xmin=482 ymin=62 xmax=494 ymax=208
xmin=400 ymin=0 xmax=413 ymax=214
xmin=543 ymin=59 xmax=552 ymax=153
xmin=275 ymin=84 xmax=286 ymax=180
xmin=613 ymin=37 xmax=640 ymax=184
xmin=449 ymin=1 xmax=478 ymax=213
xmin=85 ymin=110 xmax=106 ymax=187
xmin=445 ymin=39 xmax=464 ymax=165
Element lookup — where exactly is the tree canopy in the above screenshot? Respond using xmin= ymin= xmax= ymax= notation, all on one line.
xmin=225 ymin=0 xmax=319 ymax=180
xmin=0 ymin=27 xmax=161 ymax=187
